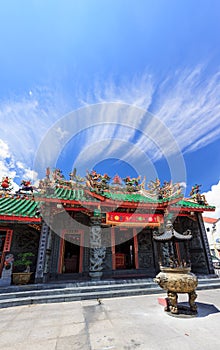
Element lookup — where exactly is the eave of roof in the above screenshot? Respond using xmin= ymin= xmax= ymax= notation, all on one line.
xmin=0 ymin=196 xmax=41 ymax=223
xmin=203 ymin=216 xmax=219 ymax=224
xmin=170 ymin=199 xmax=215 ymax=211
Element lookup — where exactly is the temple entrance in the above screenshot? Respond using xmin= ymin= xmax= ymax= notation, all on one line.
xmin=112 ymin=227 xmax=139 ymax=270
xmin=63 ymin=240 xmax=80 ymax=273
xmin=115 ymin=237 xmax=135 ymax=269
xmin=58 ymin=230 xmax=84 ymax=274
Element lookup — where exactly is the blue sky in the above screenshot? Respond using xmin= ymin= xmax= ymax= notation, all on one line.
xmin=0 ymin=0 xmax=220 ymax=213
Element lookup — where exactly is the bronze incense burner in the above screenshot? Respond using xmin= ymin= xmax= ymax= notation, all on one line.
xmin=154 ymin=220 xmax=198 ymax=315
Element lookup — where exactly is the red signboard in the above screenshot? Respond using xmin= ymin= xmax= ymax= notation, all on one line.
xmin=106 ymin=212 xmax=163 ymax=227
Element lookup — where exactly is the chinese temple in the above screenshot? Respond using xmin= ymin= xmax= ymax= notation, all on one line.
xmin=0 ymin=169 xmax=216 ymax=285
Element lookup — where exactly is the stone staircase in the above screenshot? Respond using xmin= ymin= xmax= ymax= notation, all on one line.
xmin=0 ymin=276 xmax=220 ymax=308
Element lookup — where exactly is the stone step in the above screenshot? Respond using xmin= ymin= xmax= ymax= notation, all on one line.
xmin=0 ymin=278 xmax=156 ymax=293
xmin=0 ymin=281 xmax=158 ymax=300
xmin=0 ymin=282 xmax=158 ymax=299
xmin=0 ymin=277 xmax=219 ymax=309
xmin=0 ymin=287 xmax=163 ymax=308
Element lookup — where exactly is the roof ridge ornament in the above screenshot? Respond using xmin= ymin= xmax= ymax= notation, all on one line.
xmin=189 ymin=184 xmax=208 ymax=206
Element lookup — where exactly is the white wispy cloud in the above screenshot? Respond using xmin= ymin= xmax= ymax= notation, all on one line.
xmin=0 ymin=139 xmax=10 ymax=158
xmin=74 ymin=65 xmax=220 ymax=177
xmin=203 ymin=180 xmax=220 ymax=218
xmin=0 ymin=64 xmax=220 ymax=186
xmin=80 ymin=65 xmax=220 ymax=158
xmin=79 ymin=73 xmax=154 ymax=109
xmin=0 ymin=87 xmax=70 ymax=169
xmin=153 ymin=67 xmax=220 ymax=153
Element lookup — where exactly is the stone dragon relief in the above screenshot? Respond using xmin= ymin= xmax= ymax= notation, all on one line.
xmin=89 ymin=224 xmax=106 ymax=279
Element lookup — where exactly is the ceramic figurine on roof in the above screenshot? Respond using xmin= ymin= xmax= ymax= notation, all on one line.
xmin=113 ymin=174 xmax=122 ymax=185
xmin=122 ymin=175 xmax=141 ymax=192
xmin=189 ymin=184 xmax=208 ymax=205
xmin=161 ymin=181 xmax=173 ymax=198
xmin=86 ymin=170 xmax=110 ymax=192
xmin=52 ymin=169 xmax=64 ymax=183
xmin=51 ymin=168 xmax=72 ymax=188
xmin=100 ymin=173 xmax=111 ymax=189
xmin=0 ymin=176 xmax=12 ymax=191
xmin=69 ymin=168 xmax=85 ymax=186
xmin=160 ymin=181 xmax=183 ymax=199
xmin=111 ymin=174 xmax=123 ymax=191
xmin=16 ymin=180 xmax=37 ymax=193
xmin=141 ymin=179 xmax=183 ymax=200
xmin=190 ymin=184 xmax=201 ymax=196
xmin=86 ymin=170 xmax=100 ymax=189
xmin=148 ymin=178 xmax=161 ymax=197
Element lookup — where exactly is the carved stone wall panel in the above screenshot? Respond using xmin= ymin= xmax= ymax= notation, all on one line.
xmin=190 ymin=249 xmax=209 ymax=274
xmin=50 ymin=231 xmax=60 ymax=274
xmin=197 ymin=213 xmax=214 ymax=274
xmin=174 ymin=216 xmax=209 ymax=274
xmin=83 ymin=247 xmax=90 ymax=272
xmin=138 ymin=230 xmax=154 ymax=269
xmin=174 ymin=217 xmax=203 ymax=249
xmin=103 ymin=247 xmax=112 ymax=271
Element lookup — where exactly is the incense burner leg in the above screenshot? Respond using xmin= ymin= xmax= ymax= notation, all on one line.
xmin=188 ymin=291 xmax=197 ymax=312
xmin=166 ymin=291 xmax=178 ymax=314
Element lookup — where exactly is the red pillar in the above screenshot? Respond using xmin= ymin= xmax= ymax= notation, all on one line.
xmin=133 ymin=228 xmax=139 ymax=269
xmin=111 ymin=227 xmax=116 ymax=270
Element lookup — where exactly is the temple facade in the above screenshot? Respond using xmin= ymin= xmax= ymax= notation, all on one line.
xmin=0 ymin=169 xmax=216 ymax=285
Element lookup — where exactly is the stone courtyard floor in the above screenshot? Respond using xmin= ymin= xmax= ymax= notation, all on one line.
xmin=0 ymin=288 xmax=220 ymax=350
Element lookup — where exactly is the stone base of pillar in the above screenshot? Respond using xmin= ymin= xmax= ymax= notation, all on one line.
xmin=43 ymin=273 xmax=50 ymax=283
xmin=89 ymin=271 xmax=103 ymax=281
xmin=34 ymin=277 xmax=43 ymax=284
xmin=0 ymin=277 xmax=11 ymax=287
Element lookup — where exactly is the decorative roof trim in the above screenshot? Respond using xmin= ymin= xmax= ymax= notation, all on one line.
xmin=0 ymin=215 xmax=41 ymax=223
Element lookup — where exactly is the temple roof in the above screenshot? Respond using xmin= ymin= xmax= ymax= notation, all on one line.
xmin=0 ymin=169 xmax=215 ymax=222
xmin=0 ymin=190 xmax=215 ymax=224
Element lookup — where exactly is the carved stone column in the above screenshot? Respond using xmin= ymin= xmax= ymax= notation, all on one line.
xmin=35 ymin=222 xmax=50 ymax=283
xmin=35 ymin=202 xmax=54 ymax=283
xmin=89 ymin=216 xmax=106 ymax=280
xmin=43 ymin=226 xmax=53 ymax=279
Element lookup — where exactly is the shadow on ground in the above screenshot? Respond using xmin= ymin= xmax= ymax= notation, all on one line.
xmin=179 ymin=302 xmax=220 ymax=318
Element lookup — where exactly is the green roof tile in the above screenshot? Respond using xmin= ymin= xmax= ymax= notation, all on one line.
xmin=173 ymin=199 xmax=215 ymax=210
xmin=102 ymin=191 xmax=161 ymax=203
xmin=0 ymin=197 xmax=40 ymax=218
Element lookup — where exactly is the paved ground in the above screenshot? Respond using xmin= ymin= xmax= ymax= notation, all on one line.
xmin=0 ymin=289 xmax=220 ymax=350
